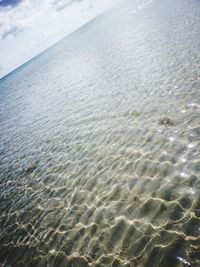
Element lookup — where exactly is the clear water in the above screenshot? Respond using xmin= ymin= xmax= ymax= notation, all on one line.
xmin=0 ymin=0 xmax=200 ymax=266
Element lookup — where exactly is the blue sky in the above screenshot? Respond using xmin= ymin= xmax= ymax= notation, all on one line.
xmin=0 ymin=0 xmax=22 ymax=7
xmin=0 ymin=0 xmax=116 ymax=78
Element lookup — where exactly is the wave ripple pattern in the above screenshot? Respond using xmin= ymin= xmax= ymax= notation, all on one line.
xmin=0 ymin=0 xmax=200 ymax=266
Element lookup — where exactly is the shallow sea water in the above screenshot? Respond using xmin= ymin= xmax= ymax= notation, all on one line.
xmin=0 ymin=0 xmax=200 ymax=266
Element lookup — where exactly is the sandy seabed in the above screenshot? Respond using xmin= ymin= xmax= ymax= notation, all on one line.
xmin=0 ymin=0 xmax=200 ymax=266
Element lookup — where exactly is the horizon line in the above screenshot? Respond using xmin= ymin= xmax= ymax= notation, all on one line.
xmin=0 ymin=2 xmax=119 ymax=81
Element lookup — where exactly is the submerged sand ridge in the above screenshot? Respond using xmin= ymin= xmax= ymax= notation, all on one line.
xmin=0 ymin=0 xmax=200 ymax=266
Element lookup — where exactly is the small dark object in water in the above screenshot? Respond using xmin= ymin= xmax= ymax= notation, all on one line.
xmin=26 ymin=165 xmax=37 ymax=174
xmin=160 ymin=117 xmax=173 ymax=126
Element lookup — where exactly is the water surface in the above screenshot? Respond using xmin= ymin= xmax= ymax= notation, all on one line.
xmin=0 ymin=0 xmax=200 ymax=266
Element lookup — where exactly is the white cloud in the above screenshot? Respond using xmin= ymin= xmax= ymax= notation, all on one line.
xmin=51 ymin=0 xmax=74 ymax=11
xmin=0 ymin=0 xmax=40 ymax=40
xmin=1 ymin=24 xmax=25 ymax=39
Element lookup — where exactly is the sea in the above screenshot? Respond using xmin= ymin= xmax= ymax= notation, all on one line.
xmin=0 ymin=0 xmax=200 ymax=266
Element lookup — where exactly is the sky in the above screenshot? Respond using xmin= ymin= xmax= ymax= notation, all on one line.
xmin=0 ymin=0 xmax=116 ymax=78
